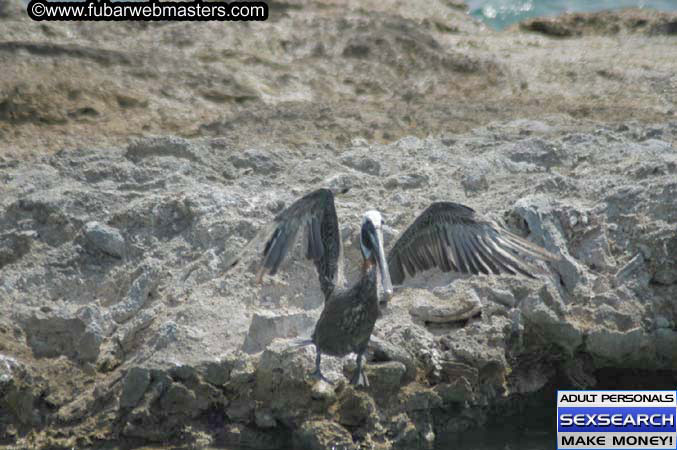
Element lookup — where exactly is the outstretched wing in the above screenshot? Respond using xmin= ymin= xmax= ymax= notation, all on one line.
xmin=387 ymin=202 xmax=558 ymax=285
xmin=227 ymin=188 xmax=340 ymax=298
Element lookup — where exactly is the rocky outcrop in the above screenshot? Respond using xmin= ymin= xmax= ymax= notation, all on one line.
xmin=1 ymin=119 xmax=676 ymax=447
xmin=1 ymin=0 xmax=675 ymax=156
xmin=518 ymin=8 xmax=677 ymax=37
xmin=1 ymin=0 xmax=677 ymax=447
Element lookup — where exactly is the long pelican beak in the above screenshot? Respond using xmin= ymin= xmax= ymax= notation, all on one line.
xmin=373 ymin=229 xmax=393 ymax=301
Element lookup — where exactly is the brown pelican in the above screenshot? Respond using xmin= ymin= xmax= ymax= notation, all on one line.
xmin=227 ymin=188 xmax=557 ymax=386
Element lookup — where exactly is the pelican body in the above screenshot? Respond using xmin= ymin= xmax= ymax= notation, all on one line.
xmin=311 ymin=210 xmax=391 ymax=386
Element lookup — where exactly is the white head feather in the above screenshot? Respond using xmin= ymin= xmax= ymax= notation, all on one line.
xmin=362 ymin=210 xmax=382 ymax=228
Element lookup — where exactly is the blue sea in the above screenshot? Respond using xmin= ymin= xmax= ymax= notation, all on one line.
xmin=468 ymin=0 xmax=677 ymax=29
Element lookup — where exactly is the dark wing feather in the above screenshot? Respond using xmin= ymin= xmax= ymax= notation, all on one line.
xmin=229 ymin=188 xmax=340 ymax=298
xmin=387 ymin=202 xmax=558 ymax=285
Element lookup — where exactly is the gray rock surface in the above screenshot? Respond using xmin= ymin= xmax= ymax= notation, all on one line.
xmin=120 ymin=367 xmax=151 ymax=409
xmin=1 ymin=1 xmax=676 ymax=448
xmin=408 ymin=283 xmax=482 ymax=323
xmin=294 ymin=419 xmax=355 ymax=450
xmin=20 ymin=305 xmax=112 ymax=363
xmin=243 ymin=311 xmax=316 ymax=354
xmin=1 ymin=119 xmax=676 ymax=448
xmin=110 ymin=261 xmax=161 ymax=323
xmin=82 ymin=221 xmax=126 ymax=258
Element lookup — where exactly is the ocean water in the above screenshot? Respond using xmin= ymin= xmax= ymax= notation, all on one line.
xmin=468 ymin=0 xmax=677 ymax=29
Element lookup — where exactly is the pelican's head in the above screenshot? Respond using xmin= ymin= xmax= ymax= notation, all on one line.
xmin=360 ymin=210 xmax=393 ymax=300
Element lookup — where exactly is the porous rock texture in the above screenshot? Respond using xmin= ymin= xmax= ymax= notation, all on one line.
xmin=1 ymin=0 xmax=677 ymax=448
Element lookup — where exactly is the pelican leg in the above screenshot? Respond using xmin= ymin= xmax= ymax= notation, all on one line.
xmin=350 ymin=351 xmax=369 ymax=387
xmin=310 ymin=346 xmax=333 ymax=384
